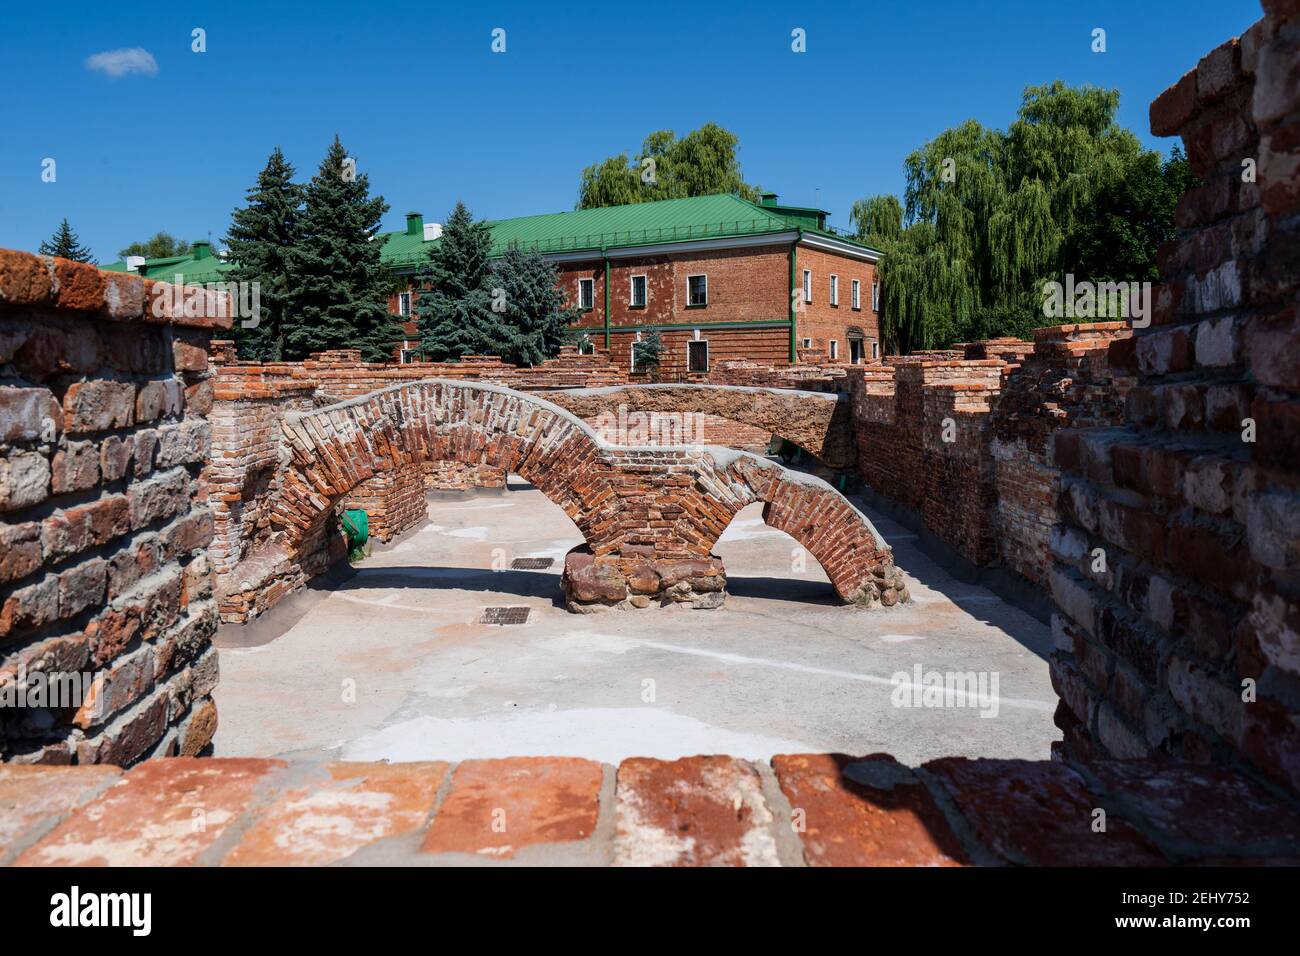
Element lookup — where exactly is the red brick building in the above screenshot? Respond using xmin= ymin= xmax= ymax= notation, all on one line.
xmin=379 ymin=193 xmax=882 ymax=378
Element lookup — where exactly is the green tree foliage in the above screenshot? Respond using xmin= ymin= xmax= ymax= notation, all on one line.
xmin=1065 ymin=146 xmax=1194 ymax=284
xmin=849 ymin=194 xmax=903 ymax=244
xmin=118 ymin=233 xmax=190 ymax=260
xmin=224 ymin=147 xmax=304 ymax=360
xmin=632 ymin=330 xmax=665 ymax=379
xmin=284 ymin=136 xmax=399 ymax=362
xmin=852 ymin=83 xmax=1191 ymax=352
xmin=415 ymin=202 xmax=500 ymax=361
xmin=577 ymin=124 xmax=761 ymax=209
xmin=488 ymin=248 xmax=580 ymax=366
xmin=39 ymin=218 xmax=96 ymax=263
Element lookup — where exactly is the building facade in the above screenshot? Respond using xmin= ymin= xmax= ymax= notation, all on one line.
xmin=385 ymin=193 xmax=882 ymax=377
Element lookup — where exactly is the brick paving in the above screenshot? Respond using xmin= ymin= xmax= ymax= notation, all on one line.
xmin=2 ymin=754 xmax=1297 ymax=866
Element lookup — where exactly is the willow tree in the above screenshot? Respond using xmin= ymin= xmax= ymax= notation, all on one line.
xmin=853 ymin=83 xmax=1186 ymax=351
xmin=577 ymin=124 xmax=761 ymax=209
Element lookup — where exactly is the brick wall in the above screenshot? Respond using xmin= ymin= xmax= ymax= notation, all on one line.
xmin=793 ymin=245 xmax=881 ymax=361
xmin=991 ymin=324 xmax=1134 ymax=584
xmin=1048 ymin=7 xmax=1300 ymax=793
xmin=0 ymin=250 xmax=229 ymax=765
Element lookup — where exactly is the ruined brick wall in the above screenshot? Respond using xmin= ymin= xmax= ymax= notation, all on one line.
xmin=991 ymin=324 xmax=1133 ymax=585
xmin=835 ymin=333 xmax=1132 ymax=579
xmin=1049 ymin=9 xmax=1300 ymax=792
xmin=0 ymin=250 xmax=228 ymax=765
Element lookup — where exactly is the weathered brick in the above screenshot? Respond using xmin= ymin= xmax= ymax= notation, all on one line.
xmin=61 ymin=380 xmax=134 ymax=433
xmin=772 ymin=753 xmax=967 ymax=866
xmin=40 ymin=495 xmax=131 ymax=561
xmin=925 ymin=757 xmax=1165 ymax=865
xmin=0 ymin=387 xmax=60 ymax=443
xmin=49 ymin=440 xmax=100 ymax=494
xmin=0 ymin=449 xmax=50 ymax=512
xmin=613 ymin=756 xmax=778 ymax=866
xmin=14 ymin=757 xmax=284 ymax=865
xmin=227 ymin=762 xmax=448 ymax=866
xmin=422 ymin=757 xmax=602 ymax=859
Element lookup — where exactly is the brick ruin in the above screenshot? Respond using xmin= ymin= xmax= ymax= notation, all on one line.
xmin=266 ymin=379 xmax=906 ymax=613
xmin=0 ymin=251 xmax=227 ymax=764
xmin=0 ymin=5 xmax=1297 ymax=866
xmin=1049 ymin=11 xmax=1300 ymax=792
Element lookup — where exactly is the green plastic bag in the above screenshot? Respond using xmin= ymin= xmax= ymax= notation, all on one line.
xmin=341 ymin=509 xmax=369 ymax=548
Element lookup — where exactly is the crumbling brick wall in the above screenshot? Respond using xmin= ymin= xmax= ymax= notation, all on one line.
xmin=1049 ymin=8 xmax=1300 ymax=793
xmin=991 ymin=324 xmax=1134 ymax=585
xmin=0 ymin=250 xmax=228 ymax=765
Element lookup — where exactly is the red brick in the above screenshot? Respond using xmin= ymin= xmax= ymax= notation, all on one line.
xmin=226 ymin=761 xmax=448 ymax=866
xmin=14 ymin=757 xmax=286 ymax=866
xmin=0 ymin=765 xmax=122 ymax=864
xmin=1089 ymin=760 xmax=1300 ymax=852
xmin=772 ymin=753 xmax=967 ymax=866
xmin=0 ymin=248 xmax=53 ymax=305
xmin=422 ymin=757 xmax=602 ymax=859
xmin=925 ymin=758 xmax=1166 ymax=865
xmin=613 ymin=755 xmax=779 ymax=866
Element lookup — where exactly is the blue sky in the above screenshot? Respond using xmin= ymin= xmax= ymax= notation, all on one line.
xmin=0 ymin=0 xmax=1261 ymax=262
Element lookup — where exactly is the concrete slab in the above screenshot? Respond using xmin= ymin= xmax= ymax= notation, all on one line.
xmin=214 ymin=476 xmax=1058 ymax=766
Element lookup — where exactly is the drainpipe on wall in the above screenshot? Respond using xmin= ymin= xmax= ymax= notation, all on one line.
xmin=603 ymin=251 xmax=611 ymax=351
xmin=788 ymin=230 xmax=801 ymax=364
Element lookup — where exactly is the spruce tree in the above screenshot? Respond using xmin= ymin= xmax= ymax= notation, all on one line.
xmin=415 ymin=202 xmax=500 ymax=361
xmin=39 ymin=218 xmax=96 ymax=263
xmin=488 ymin=248 xmax=579 ymax=365
xmin=285 ymin=136 xmax=398 ymax=361
xmin=224 ymin=147 xmax=304 ymax=360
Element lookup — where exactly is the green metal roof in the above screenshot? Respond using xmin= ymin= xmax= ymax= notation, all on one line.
xmin=380 ymin=194 xmax=880 ymax=269
xmin=99 ymin=194 xmax=880 ymax=282
xmin=102 ymin=241 xmax=234 ymax=286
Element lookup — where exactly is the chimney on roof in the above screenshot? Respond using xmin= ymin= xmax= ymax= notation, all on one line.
xmin=759 ymin=192 xmax=779 ymax=207
xmin=406 ymin=211 xmax=423 ymax=236
xmin=192 ymin=240 xmax=212 ymax=259
xmin=423 ymin=222 xmax=443 ymax=241
xmin=125 ymin=256 xmax=146 ymax=272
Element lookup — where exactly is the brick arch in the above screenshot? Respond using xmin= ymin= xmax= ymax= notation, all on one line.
xmin=542 ymin=383 xmax=854 ymax=468
xmin=270 ymin=380 xmax=906 ymax=608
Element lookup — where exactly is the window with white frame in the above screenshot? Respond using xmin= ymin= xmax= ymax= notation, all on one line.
xmin=802 ymin=337 xmax=812 ymax=349
xmin=872 ymin=341 xmax=879 ymax=359
xmin=630 ymin=274 xmax=647 ymax=308
xmin=872 ymin=279 xmax=880 ymax=311
xmin=398 ymin=292 xmax=411 ymax=317
xmin=687 ymin=274 xmax=707 ymax=307
xmin=830 ymin=275 xmax=839 ymax=306
xmin=851 ymin=279 xmax=861 ymax=310
xmin=829 ymin=340 xmax=839 ymax=360
xmin=802 ymin=269 xmax=812 ymax=303
xmin=578 ymin=278 xmax=594 ymax=311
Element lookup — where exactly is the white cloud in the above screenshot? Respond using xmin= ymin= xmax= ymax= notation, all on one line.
xmin=84 ymin=47 xmax=158 ymax=78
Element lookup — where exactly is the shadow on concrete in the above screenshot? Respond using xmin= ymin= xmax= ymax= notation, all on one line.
xmin=321 ymin=564 xmax=569 ymax=607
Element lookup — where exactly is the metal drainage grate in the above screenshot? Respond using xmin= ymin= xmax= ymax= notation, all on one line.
xmin=480 ymin=606 xmax=532 ymax=626
xmin=510 ymin=557 xmax=554 ymax=570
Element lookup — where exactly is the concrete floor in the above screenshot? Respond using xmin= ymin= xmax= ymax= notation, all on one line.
xmin=214 ymin=476 xmax=1059 ymax=765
